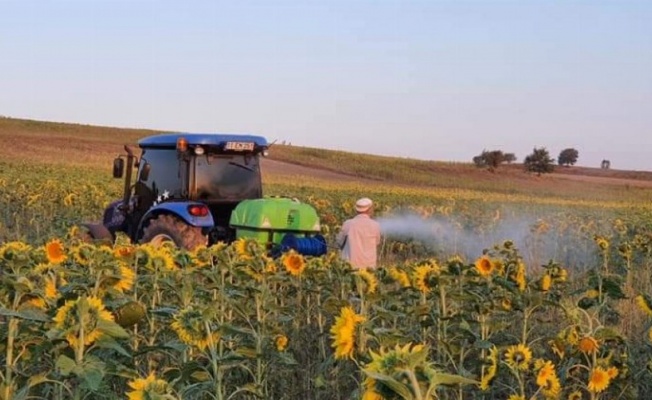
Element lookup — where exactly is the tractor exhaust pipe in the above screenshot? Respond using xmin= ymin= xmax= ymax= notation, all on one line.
xmin=122 ymin=145 xmax=135 ymax=208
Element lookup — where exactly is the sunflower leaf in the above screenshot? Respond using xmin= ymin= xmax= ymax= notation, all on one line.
xmin=430 ymin=372 xmax=478 ymax=387
xmin=0 ymin=307 xmax=49 ymax=322
xmin=56 ymin=355 xmax=76 ymax=376
xmin=97 ymin=319 xmax=130 ymax=339
xmin=363 ymin=370 xmax=414 ymax=399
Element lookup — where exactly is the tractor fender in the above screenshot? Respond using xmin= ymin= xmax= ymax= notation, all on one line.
xmin=82 ymin=223 xmax=113 ymax=241
xmin=137 ymin=202 xmax=215 ymax=237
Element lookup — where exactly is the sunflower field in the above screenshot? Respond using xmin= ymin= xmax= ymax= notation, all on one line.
xmin=3 ymin=160 xmax=652 ymax=400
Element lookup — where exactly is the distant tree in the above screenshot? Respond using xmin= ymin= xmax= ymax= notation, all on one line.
xmin=558 ymin=148 xmax=579 ymax=166
xmin=472 ymin=149 xmax=509 ymax=171
xmin=524 ymin=147 xmax=555 ymax=176
xmin=503 ymin=153 xmax=517 ymax=164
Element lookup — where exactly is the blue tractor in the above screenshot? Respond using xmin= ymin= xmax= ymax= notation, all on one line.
xmin=83 ymin=132 xmax=325 ymax=252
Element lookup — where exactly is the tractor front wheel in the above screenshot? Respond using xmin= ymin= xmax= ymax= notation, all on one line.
xmin=140 ymin=214 xmax=207 ymax=250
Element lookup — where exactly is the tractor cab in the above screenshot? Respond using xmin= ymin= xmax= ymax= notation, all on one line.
xmin=106 ymin=133 xmax=268 ymax=248
xmin=86 ymin=132 xmax=326 ymax=256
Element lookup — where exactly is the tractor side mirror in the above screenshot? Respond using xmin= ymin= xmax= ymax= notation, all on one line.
xmin=139 ymin=162 xmax=151 ymax=181
xmin=113 ymin=157 xmax=125 ymax=178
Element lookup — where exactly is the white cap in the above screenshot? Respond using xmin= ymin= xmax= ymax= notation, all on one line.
xmin=355 ymin=197 xmax=373 ymax=213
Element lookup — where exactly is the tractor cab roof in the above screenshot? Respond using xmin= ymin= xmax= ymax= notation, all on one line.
xmin=138 ymin=133 xmax=268 ymax=150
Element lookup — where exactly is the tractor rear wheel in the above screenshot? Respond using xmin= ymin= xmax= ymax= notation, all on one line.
xmin=140 ymin=214 xmax=207 ymax=250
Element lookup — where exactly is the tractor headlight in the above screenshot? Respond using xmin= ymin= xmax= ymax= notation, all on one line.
xmin=194 ymin=146 xmax=205 ymax=155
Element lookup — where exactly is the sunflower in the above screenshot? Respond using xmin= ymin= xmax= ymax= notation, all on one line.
xmin=568 ymin=391 xmax=583 ymax=400
xmin=566 ymin=326 xmax=580 ymax=345
xmin=507 ymin=395 xmax=524 ymax=400
xmin=282 ymin=250 xmax=306 ymax=276
xmin=480 ymin=346 xmax=499 ymax=391
xmin=264 ymin=256 xmax=277 ymax=273
xmin=191 ymin=245 xmax=212 ymax=268
xmin=233 ymin=238 xmax=253 ymax=260
xmin=636 ymin=295 xmax=652 ymax=316
xmin=578 ymin=336 xmax=599 ymax=354
xmin=388 ymin=267 xmax=411 ymax=288
xmin=44 ymin=275 xmax=58 ymax=300
xmin=126 ymin=372 xmax=173 ymax=400
xmin=541 ymin=374 xmax=561 ymax=399
xmin=594 ymin=236 xmax=609 ymax=251
xmin=505 ymin=343 xmax=532 ymax=371
xmin=0 ymin=241 xmax=31 ymax=261
xmin=548 ymin=338 xmax=565 ymax=359
xmin=413 ymin=263 xmax=439 ymax=293
xmin=536 ymin=360 xmax=555 ymax=386
xmin=475 ymin=256 xmax=495 ymax=277
xmin=112 ymin=262 xmax=136 ymax=293
xmin=275 ymin=335 xmax=289 ymax=351
xmin=362 ymin=343 xmax=430 ymax=397
xmin=587 ymin=367 xmax=610 ymax=393
xmin=71 ymin=243 xmax=95 ymax=266
xmin=148 ymin=248 xmax=177 ymax=271
xmin=23 ymin=296 xmax=47 ymax=310
xmin=356 ymin=269 xmax=378 ymax=294
xmin=52 ymin=296 xmax=114 ymax=348
xmin=501 ymin=298 xmax=512 ymax=311
xmin=330 ymin=306 xmax=365 ymax=359
xmin=114 ymin=245 xmax=136 ymax=260
xmin=362 ymin=388 xmax=384 ymax=400
xmin=45 ymin=239 xmax=67 ymax=264
xmin=63 ymin=193 xmax=75 ymax=207
xmin=514 ymin=262 xmax=527 ymax=291
xmin=607 ymin=366 xmax=619 ymax=379
xmin=170 ymin=306 xmax=217 ymax=351
xmin=540 ymin=274 xmax=552 ymax=291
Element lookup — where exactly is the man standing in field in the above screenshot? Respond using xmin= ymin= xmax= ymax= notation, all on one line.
xmin=337 ymin=197 xmax=381 ymax=269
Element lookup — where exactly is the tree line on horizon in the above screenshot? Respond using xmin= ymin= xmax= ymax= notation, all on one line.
xmin=471 ymin=147 xmax=609 ymax=175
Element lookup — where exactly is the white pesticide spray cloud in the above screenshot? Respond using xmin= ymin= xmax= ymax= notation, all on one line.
xmin=377 ymin=212 xmax=597 ymax=269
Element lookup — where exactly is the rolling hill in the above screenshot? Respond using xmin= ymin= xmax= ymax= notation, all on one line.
xmin=1 ymin=116 xmax=651 ymax=203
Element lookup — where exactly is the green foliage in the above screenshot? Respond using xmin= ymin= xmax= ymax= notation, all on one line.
xmin=472 ymin=149 xmax=512 ymax=171
xmin=558 ymin=148 xmax=579 ymax=166
xmin=524 ymin=147 xmax=555 ymax=175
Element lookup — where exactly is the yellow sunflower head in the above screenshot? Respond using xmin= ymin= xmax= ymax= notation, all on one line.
xmin=413 ymin=263 xmax=440 ymax=293
xmin=329 ymin=306 xmax=365 ymax=359
xmin=540 ymin=274 xmax=552 ymax=292
xmin=636 ymin=295 xmax=652 ymax=317
xmin=282 ymin=250 xmax=306 ymax=277
xmin=388 ymin=266 xmax=411 ymax=288
xmin=171 ymin=306 xmax=218 ymax=351
xmin=148 ymin=248 xmax=177 ymax=272
xmin=504 ymin=343 xmax=533 ymax=371
xmin=568 ymin=391 xmax=582 ymax=400
xmin=114 ymin=245 xmax=136 ymax=260
xmin=475 ymin=256 xmax=495 ymax=277
xmin=44 ymin=275 xmax=58 ymax=300
xmin=112 ymin=262 xmax=136 ymax=293
xmin=355 ymin=269 xmax=378 ymax=295
xmin=52 ymin=296 xmax=115 ymax=348
xmin=594 ymin=236 xmax=610 ymax=251
xmin=588 ymin=366 xmax=611 ymax=393
xmin=507 ymin=395 xmax=524 ymax=400
xmin=275 ymin=335 xmax=289 ymax=351
xmin=45 ymin=239 xmax=67 ymax=264
xmin=71 ymin=243 xmax=95 ymax=266
xmin=126 ymin=372 xmax=173 ymax=400
xmin=578 ymin=336 xmax=599 ymax=354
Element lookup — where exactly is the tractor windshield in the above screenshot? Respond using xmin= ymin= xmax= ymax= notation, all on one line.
xmin=193 ymin=154 xmax=262 ymax=202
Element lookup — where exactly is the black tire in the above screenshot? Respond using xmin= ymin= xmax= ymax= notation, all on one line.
xmin=140 ymin=214 xmax=207 ymax=250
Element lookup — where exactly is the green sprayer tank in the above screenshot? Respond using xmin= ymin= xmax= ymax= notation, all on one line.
xmin=229 ymin=197 xmax=325 ymax=255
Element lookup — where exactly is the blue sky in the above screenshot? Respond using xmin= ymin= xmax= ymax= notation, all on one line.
xmin=1 ymin=0 xmax=650 ymax=170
